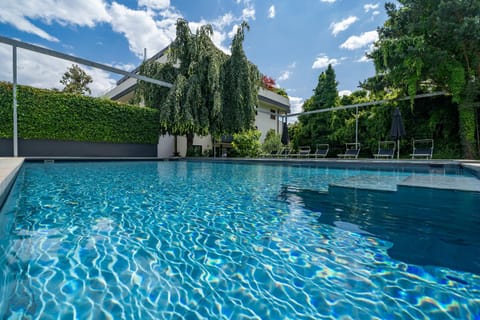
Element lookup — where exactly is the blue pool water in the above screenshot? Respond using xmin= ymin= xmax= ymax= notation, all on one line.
xmin=0 ymin=161 xmax=479 ymax=319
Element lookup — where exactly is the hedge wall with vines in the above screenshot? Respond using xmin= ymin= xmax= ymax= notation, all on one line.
xmin=0 ymin=82 xmax=160 ymax=144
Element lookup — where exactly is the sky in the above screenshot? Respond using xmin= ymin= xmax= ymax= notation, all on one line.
xmin=0 ymin=0 xmax=392 ymax=116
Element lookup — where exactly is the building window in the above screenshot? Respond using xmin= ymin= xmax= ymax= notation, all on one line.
xmin=270 ymin=109 xmax=276 ymax=120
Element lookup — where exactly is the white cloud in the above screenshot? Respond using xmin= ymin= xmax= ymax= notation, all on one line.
xmin=110 ymin=62 xmax=137 ymax=72
xmin=339 ymin=90 xmax=352 ymax=97
xmin=214 ymin=13 xmax=235 ymax=29
xmin=227 ymin=24 xmax=240 ymax=39
xmin=312 ymin=54 xmax=339 ymax=69
xmin=356 ymin=55 xmax=370 ymax=62
xmin=364 ymin=3 xmax=379 ymax=12
xmin=278 ymin=71 xmax=291 ymax=81
xmin=372 ymin=11 xmax=380 ymax=16
xmin=287 ymin=96 xmax=304 ymax=123
xmin=138 ymin=0 xmax=170 ymax=10
xmin=268 ymin=5 xmax=276 ymax=19
xmin=242 ymin=7 xmax=256 ymax=20
xmin=330 ymin=16 xmax=358 ymax=36
xmin=340 ymin=30 xmax=378 ymax=50
xmin=108 ymin=2 xmax=178 ymax=58
xmin=320 ymin=0 xmax=336 ymax=3
xmin=0 ymin=0 xmax=110 ymax=42
xmin=277 ymin=61 xmax=296 ymax=82
xmin=0 ymin=44 xmax=116 ymax=96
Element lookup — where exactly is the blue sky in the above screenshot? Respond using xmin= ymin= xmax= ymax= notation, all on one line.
xmin=0 ymin=0 xmax=391 ymax=114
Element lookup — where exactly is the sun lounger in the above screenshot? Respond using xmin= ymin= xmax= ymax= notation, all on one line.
xmin=312 ymin=144 xmax=329 ymax=158
xmin=273 ymin=147 xmax=290 ymax=158
xmin=410 ymin=139 xmax=433 ymax=159
xmin=260 ymin=149 xmax=279 ymax=158
xmin=338 ymin=143 xmax=360 ymax=159
xmin=291 ymin=146 xmax=311 ymax=158
xmin=373 ymin=141 xmax=395 ymax=159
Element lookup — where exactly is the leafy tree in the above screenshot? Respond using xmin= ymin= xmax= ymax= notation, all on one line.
xmin=261 ymin=129 xmax=282 ymax=153
xmin=369 ymin=0 xmax=480 ymax=158
xmin=60 ymin=64 xmax=93 ymax=95
xmin=221 ymin=21 xmax=260 ymax=134
xmin=164 ymin=20 xmax=227 ymax=151
xmin=136 ymin=19 xmax=259 ymax=154
xmin=299 ymin=64 xmax=339 ymax=146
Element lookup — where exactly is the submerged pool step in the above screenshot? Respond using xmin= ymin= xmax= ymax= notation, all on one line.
xmin=328 ymin=174 xmax=480 ymax=193
xmin=398 ymin=175 xmax=480 ymax=192
xmin=328 ymin=174 xmax=407 ymax=192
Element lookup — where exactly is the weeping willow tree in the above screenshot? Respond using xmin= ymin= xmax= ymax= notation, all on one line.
xmin=136 ymin=19 xmax=259 ymax=153
xmin=221 ymin=22 xmax=260 ymax=133
xmin=369 ymin=0 xmax=480 ymax=158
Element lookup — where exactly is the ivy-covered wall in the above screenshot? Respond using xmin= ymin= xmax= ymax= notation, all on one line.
xmin=0 ymin=82 xmax=160 ymax=144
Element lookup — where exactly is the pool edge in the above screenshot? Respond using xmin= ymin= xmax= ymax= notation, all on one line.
xmin=0 ymin=158 xmax=24 ymax=210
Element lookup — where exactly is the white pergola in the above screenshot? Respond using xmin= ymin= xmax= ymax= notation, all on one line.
xmin=0 ymin=35 xmax=172 ymax=157
xmin=282 ymin=91 xmax=447 ymax=146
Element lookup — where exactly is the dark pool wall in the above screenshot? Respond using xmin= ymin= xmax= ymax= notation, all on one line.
xmin=0 ymin=138 xmax=156 ymax=157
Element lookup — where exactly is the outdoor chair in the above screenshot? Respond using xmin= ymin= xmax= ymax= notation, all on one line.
xmin=277 ymin=147 xmax=291 ymax=158
xmin=312 ymin=144 xmax=329 ymax=158
xmin=410 ymin=139 xmax=433 ymax=159
xmin=260 ymin=149 xmax=279 ymax=158
xmin=292 ymin=146 xmax=311 ymax=158
xmin=373 ymin=141 xmax=395 ymax=159
xmin=337 ymin=143 xmax=361 ymax=159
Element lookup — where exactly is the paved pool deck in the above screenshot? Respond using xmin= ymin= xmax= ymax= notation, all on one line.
xmin=0 ymin=157 xmax=24 ymax=207
xmin=0 ymin=158 xmax=479 ymax=208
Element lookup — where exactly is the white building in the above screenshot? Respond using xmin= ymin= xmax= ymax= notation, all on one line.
xmin=104 ymin=48 xmax=290 ymax=157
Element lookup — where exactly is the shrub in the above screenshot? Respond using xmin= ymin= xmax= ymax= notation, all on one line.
xmin=232 ymin=129 xmax=261 ymax=157
xmin=261 ymin=129 xmax=282 ymax=153
xmin=0 ymin=82 xmax=160 ymax=144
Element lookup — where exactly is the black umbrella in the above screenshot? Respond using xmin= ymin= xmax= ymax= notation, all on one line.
xmin=390 ymin=107 xmax=406 ymax=159
xmin=281 ymin=121 xmax=289 ymax=145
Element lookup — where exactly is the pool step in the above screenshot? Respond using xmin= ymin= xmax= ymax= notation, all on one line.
xmin=329 ymin=174 xmax=407 ymax=192
xmin=329 ymin=174 xmax=480 ymax=193
xmin=398 ymin=175 xmax=480 ymax=192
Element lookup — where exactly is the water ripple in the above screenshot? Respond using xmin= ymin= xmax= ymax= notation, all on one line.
xmin=0 ymin=161 xmax=478 ymax=319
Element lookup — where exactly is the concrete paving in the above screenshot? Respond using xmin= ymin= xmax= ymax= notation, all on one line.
xmin=0 ymin=157 xmax=24 ymax=207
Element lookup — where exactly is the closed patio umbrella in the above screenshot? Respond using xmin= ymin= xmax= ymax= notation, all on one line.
xmin=281 ymin=121 xmax=289 ymax=145
xmin=390 ymin=107 xmax=406 ymax=160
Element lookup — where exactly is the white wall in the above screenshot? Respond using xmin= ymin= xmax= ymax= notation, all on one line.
xmin=157 ymin=134 xmax=213 ymax=158
xmin=255 ymin=106 xmax=281 ymax=142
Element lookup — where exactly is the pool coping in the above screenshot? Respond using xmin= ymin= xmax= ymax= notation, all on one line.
xmin=189 ymin=157 xmax=480 ymax=178
xmin=0 ymin=157 xmax=24 ymax=209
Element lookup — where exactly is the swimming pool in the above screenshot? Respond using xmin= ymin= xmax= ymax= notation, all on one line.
xmin=0 ymin=161 xmax=479 ymax=319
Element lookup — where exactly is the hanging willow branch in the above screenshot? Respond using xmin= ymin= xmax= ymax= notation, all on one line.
xmin=221 ymin=22 xmax=260 ymax=134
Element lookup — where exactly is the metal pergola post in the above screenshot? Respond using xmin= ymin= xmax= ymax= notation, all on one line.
xmin=355 ymin=106 xmax=358 ymax=146
xmin=12 ymin=45 xmax=18 ymax=157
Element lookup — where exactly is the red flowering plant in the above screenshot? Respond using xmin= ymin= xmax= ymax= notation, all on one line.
xmin=261 ymin=75 xmax=276 ymax=90
xmin=261 ymin=75 xmax=288 ymax=98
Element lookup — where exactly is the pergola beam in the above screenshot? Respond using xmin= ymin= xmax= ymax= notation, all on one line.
xmin=286 ymin=91 xmax=447 ymax=118
xmin=0 ymin=36 xmax=173 ymax=89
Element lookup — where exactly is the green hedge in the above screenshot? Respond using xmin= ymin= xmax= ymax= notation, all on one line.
xmin=0 ymin=82 xmax=160 ymax=144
